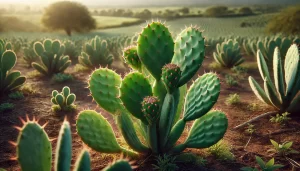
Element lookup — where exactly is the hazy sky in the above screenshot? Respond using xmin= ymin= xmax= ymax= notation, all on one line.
xmin=0 ymin=0 xmax=298 ymax=6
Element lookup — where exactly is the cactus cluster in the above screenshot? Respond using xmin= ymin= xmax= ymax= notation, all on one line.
xmin=64 ymin=40 xmax=80 ymax=60
xmin=257 ymin=36 xmax=300 ymax=66
xmin=76 ymin=22 xmax=228 ymax=158
xmin=249 ymin=44 xmax=300 ymax=113
xmin=242 ymin=38 xmax=258 ymax=56
xmin=32 ymin=39 xmax=71 ymax=76
xmin=0 ymin=44 xmax=26 ymax=94
xmin=51 ymin=86 xmax=76 ymax=112
xmin=78 ymin=36 xmax=114 ymax=68
xmin=23 ymin=41 xmax=38 ymax=66
xmin=213 ymin=39 xmax=244 ymax=68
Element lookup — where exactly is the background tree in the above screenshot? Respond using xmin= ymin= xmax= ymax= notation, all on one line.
xmin=205 ymin=6 xmax=229 ymax=17
xmin=266 ymin=5 xmax=300 ymax=35
xmin=238 ymin=7 xmax=253 ymax=15
xmin=42 ymin=1 xmax=96 ymax=36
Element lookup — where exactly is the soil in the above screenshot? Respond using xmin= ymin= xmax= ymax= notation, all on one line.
xmin=0 ymin=53 xmax=299 ymax=171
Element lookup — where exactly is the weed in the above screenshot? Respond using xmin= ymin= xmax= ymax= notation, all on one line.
xmin=268 ymin=139 xmax=299 ymax=157
xmin=8 ymin=91 xmax=24 ymax=100
xmin=52 ymin=73 xmax=73 ymax=83
xmin=0 ymin=103 xmax=15 ymax=113
xmin=26 ymin=70 xmax=42 ymax=78
xmin=207 ymin=140 xmax=235 ymax=161
xmin=225 ymin=93 xmax=241 ymax=106
xmin=241 ymin=156 xmax=284 ymax=171
xmin=225 ymin=74 xmax=238 ymax=87
xmin=232 ymin=66 xmax=248 ymax=75
xmin=152 ymin=154 xmax=179 ymax=171
xmin=175 ymin=153 xmax=207 ymax=167
xmin=20 ymin=84 xmax=38 ymax=95
xmin=208 ymin=62 xmax=222 ymax=70
xmin=74 ymin=64 xmax=90 ymax=72
xmin=270 ymin=112 xmax=291 ymax=125
xmin=247 ymin=103 xmax=260 ymax=112
xmin=245 ymin=124 xmax=256 ymax=135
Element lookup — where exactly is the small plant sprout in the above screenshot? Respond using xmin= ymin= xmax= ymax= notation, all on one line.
xmin=0 ymin=103 xmax=15 ymax=113
xmin=51 ymin=86 xmax=76 ymax=112
xmin=270 ymin=112 xmax=291 ymax=125
xmin=226 ymin=93 xmax=241 ymax=106
xmin=244 ymin=124 xmax=255 ymax=149
xmin=208 ymin=140 xmax=235 ymax=161
xmin=241 ymin=156 xmax=284 ymax=171
xmin=225 ymin=74 xmax=238 ymax=87
xmin=152 ymin=154 xmax=179 ymax=171
xmin=268 ymin=139 xmax=299 ymax=157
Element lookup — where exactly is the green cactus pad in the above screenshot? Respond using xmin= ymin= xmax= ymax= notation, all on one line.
xmin=123 ymin=46 xmax=142 ymax=71
xmin=55 ymin=121 xmax=72 ymax=171
xmin=172 ymin=26 xmax=205 ymax=86
xmin=74 ymin=149 xmax=91 ymax=171
xmin=264 ymin=77 xmax=281 ymax=108
xmin=284 ymin=44 xmax=299 ymax=96
xmin=137 ymin=22 xmax=174 ymax=80
xmin=1 ymin=51 xmax=16 ymax=73
xmin=43 ymin=39 xmax=52 ymax=53
xmin=17 ymin=122 xmax=52 ymax=171
xmin=52 ymin=90 xmax=59 ymax=97
xmin=257 ymin=50 xmax=271 ymax=81
xmin=62 ymin=86 xmax=70 ymax=97
xmin=184 ymin=110 xmax=228 ymax=148
xmin=273 ymin=48 xmax=285 ymax=98
xmin=55 ymin=94 xmax=65 ymax=107
xmin=103 ymin=160 xmax=133 ymax=171
xmin=120 ymin=72 xmax=152 ymax=122
xmin=6 ymin=76 xmax=26 ymax=91
xmin=76 ymin=110 xmax=122 ymax=153
xmin=142 ymin=96 xmax=160 ymax=125
xmin=248 ymin=76 xmax=272 ymax=105
xmin=32 ymin=63 xmax=48 ymax=76
xmin=183 ymin=73 xmax=220 ymax=121
xmin=52 ymin=40 xmax=61 ymax=54
xmin=162 ymin=64 xmax=181 ymax=93
xmin=89 ymin=68 xmax=125 ymax=115
xmin=66 ymin=94 xmax=76 ymax=106
xmin=34 ymin=42 xmax=45 ymax=56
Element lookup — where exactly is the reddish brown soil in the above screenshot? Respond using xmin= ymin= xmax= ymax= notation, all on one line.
xmin=0 ymin=54 xmax=299 ymax=171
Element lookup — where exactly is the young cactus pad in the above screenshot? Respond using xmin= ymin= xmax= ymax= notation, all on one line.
xmin=76 ymin=22 xmax=228 ymax=157
xmin=13 ymin=116 xmax=91 ymax=171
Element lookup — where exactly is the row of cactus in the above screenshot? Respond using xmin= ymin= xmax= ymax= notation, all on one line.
xmin=64 ymin=40 xmax=80 ymax=61
xmin=213 ymin=39 xmax=244 ymax=68
xmin=12 ymin=116 xmax=134 ymax=171
xmin=106 ymin=36 xmax=137 ymax=61
xmin=51 ymin=86 xmax=76 ymax=112
xmin=23 ymin=41 xmax=39 ymax=66
xmin=257 ymin=36 xmax=300 ymax=65
xmin=0 ymin=40 xmax=26 ymax=94
xmin=76 ymin=22 xmax=228 ymax=159
xmin=32 ymin=39 xmax=71 ymax=76
xmin=78 ymin=36 xmax=114 ymax=69
xmin=249 ymin=44 xmax=300 ymax=114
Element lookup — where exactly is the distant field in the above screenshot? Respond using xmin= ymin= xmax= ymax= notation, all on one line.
xmin=0 ymin=14 xmax=274 ymax=39
xmin=2 ymin=14 xmax=142 ymax=29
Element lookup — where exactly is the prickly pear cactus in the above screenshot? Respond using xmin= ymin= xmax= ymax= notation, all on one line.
xmin=249 ymin=44 xmax=300 ymax=113
xmin=13 ymin=117 xmax=91 ymax=171
xmin=51 ymin=86 xmax=76 ymax=112
xmin=23 ymin=41 xmax=38 ymax=67
xmin=213 ymin=39 xmax=244 ymax=68
xmin=0 ymin=49 xmax=26 ymax=94
xmin=32 ymin=39 xmax=71 ymax=76
xmin=76 ymin=22 xmax=228 ymax=159
xmin=78 ymin=36 xmax=114 ymax=69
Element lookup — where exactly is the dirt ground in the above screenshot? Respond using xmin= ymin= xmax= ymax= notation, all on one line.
xmin=0 ymin=53 xmax=299 ymax=171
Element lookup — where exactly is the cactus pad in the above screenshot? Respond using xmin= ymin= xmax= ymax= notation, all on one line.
xmin=16 ymin=121 xmax=52 ymax=171
xmin=89 ymin=68 xmax=125 ymax=115
xmin=120 ymin=72 xmax=152 ymax=122
xmin=185 ymin=110 xmax=228 ymax=148
xmin=137 ymin=22 xmax=174 ymax=80
xmin=103 ymin=160 xmax=133 ymax=171
xmin=172 ymin=26 xmax=205 ymax=86
xmin=183 ymin=73 xmax=220 ymax=121
xmin=74 ymin=149 xmax=91 ymax=171
xmin=76 ymin=110 xmax=122 ymax=153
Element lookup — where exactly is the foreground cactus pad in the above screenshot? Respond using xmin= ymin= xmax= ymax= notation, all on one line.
xmin=13 ymin=116 xmax=91 ymax=171
xmin=76 ymin=21 xmax=228 ymax=157
xmin=0 ymin=49 xmax=26 ymax=94
xmin=51 ymin=86 xmax=76 ymax=112
xmin=249 ymin=44 xmax=300 ymax=113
